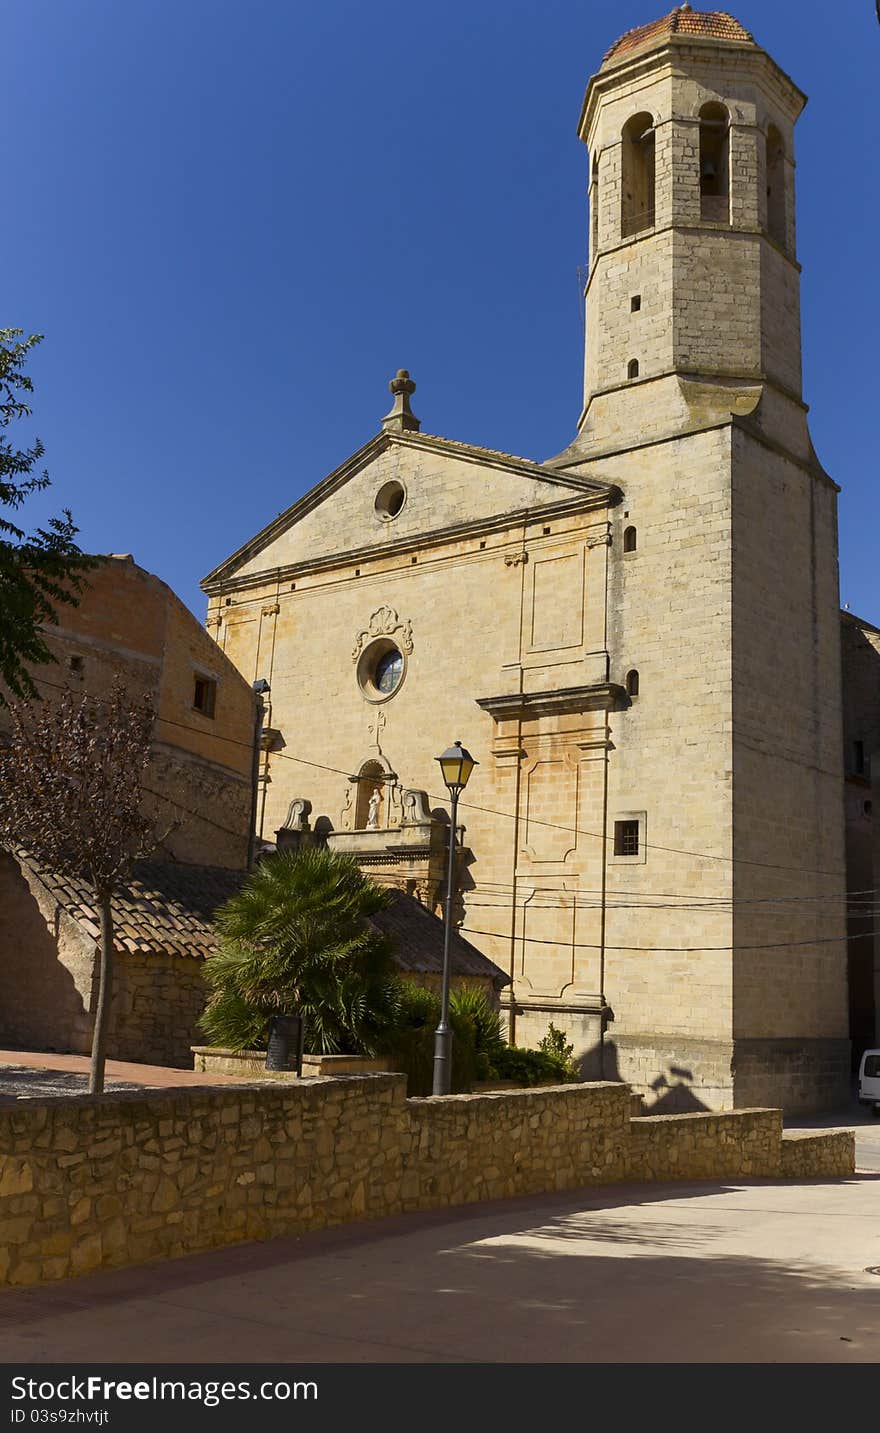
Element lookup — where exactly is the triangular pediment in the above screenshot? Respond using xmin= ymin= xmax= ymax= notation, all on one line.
xmin=202 ymin=430 xmax=613 ymax=590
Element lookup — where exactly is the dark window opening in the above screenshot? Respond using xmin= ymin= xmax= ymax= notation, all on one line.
xmin=543 ymin=526 xmax=551 ymax=535
xmin=621 ymin=113 xmax=655 ymax=237
xmin=626 ymin=669 xmax=640 ymax=697
xmin=699 ymin=102 xmax=730 ymax=222
xmin=631 ymin=294 xmax=641 ymax=312
xmin=69 ymin=655 xmax=84 ymax=675
xmin=193 ymin=677 xmax=217 ymax=719
xmin=591 ymin=152 xmax=599 ymax=256
xmin=854 ymin=739 xmax=865 ymax=776
xmin=627 ymin=359 xmax=640 ymax=380
xmin=623 ymin=526 xmax=637 ymax=553
xmin=766 ymin=125 xmax=786 ymax=247
xmin=614 ymin=819 xmax=640 ymax=857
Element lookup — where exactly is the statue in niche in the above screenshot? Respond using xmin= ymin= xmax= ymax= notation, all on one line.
xmin=366 ymin=789 xmax=382 ymax=829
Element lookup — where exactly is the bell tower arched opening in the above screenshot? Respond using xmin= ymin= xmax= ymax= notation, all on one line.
xmin=621 ymin=113 xmax=655 ymax=238
xmin=699 ymin=102 xmax=730 ymax=222
xmin=766 ymin=125 xmax=786 ymax=247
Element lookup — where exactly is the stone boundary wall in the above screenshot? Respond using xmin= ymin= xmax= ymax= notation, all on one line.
xmin=778 ymin=1129 xmax=855 ymax=1180
xmin=626 ymin=1109 xmax=783 ymax=1181
xmin=0 ymin=1076 xmax=854 ymax=1289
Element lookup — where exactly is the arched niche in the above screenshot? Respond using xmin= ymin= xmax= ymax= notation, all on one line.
xmin=354 ymin=758 xmax=389 ymax=830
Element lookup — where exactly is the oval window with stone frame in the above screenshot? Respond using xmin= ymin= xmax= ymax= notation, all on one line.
xmin=357 ymin=638 xmax=407 ymax=703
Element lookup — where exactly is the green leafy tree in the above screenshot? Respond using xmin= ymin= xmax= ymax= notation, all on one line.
xmin=201 ymin=848 xmax=400 ymax=1056
xmin=0 ymin=329 xmax=93 ymax=702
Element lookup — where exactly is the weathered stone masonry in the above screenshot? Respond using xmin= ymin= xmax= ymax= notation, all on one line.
xmin=0 ymin=1076 xmax=853 ymax=1289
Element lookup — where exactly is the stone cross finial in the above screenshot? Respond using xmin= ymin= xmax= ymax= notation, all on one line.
xmin=382 ymin=369 xmax=420 ymax=433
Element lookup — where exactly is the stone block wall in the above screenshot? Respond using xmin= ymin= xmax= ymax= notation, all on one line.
xmin=403 ymin=1082 xmax=630 ymax=1209
xmin=626 ymin=1108 xmax=783 ymax=1181
xmin=778 ymin=1130 xmax=855 ymax=1180
xmin=0 ymin=1075 xmax=854 ymax=1290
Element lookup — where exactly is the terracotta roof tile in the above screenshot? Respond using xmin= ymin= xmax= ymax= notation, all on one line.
xmin=8 ymin=853 xmax=510 ymax=986
xmin=369 ymin=889 xmax=509 ymax=988
xmin=603 ymin=6 xmax=754 ymax=65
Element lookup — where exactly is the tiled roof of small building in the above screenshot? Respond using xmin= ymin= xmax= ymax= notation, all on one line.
xmin=603 ymin=6 xmax=754 ymax=65
xmin=14 ymin=852 xmax=245 ymax=959
xmin=369 ymin=889 xmax=509 ymax=988
xmin=10 ymin=852 xmax=509 ymax=985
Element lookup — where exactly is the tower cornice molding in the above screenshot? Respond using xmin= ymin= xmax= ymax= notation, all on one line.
xmin=583 ymin=221 xmax=803 ymax=294
xmin=579 ymin=40 xmax=806 ymax=144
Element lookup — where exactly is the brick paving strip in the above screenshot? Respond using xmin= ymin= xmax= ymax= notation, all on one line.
xmin=0 ymin=1048 xmax=249 ymax=1097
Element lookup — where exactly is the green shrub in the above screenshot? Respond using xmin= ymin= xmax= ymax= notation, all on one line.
xmin=379 ymin=980 xmax=484 ymax=1095
xmin=490 ymin=1045 xmax=572 ymax=1086
xmin=448 ymin=985 xmax=506 ymax=1071
xmin=537 ymin=1022 xmax=580 ymax=1080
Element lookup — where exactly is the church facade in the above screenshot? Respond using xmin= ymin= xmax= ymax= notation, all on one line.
xmin=203 ymin=7 xmax=855 ymax=1113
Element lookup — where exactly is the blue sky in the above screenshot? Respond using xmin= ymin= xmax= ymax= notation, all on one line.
xmin=7 ymin=0 xmax=879 ymax=620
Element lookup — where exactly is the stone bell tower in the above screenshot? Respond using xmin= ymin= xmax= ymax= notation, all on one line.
xmin=548 ymin=7 xmax=850 ymax=1111
xmin=579 ymin=3 xmax=803 ymax=443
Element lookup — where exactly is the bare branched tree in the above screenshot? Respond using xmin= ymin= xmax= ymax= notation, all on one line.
xmin=0 ymin=681 xmax=158 ymax=1092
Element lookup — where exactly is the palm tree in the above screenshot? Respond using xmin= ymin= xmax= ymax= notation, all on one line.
xmin=200 ymin=847 xmax=399 ymax=1056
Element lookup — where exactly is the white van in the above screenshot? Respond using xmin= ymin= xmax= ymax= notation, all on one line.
xmin=858 ymin=1050 xmax=880 ymax=1113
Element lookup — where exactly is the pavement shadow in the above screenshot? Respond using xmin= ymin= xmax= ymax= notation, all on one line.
xmin=2 ymin=1179 xmax=880 ymax=1362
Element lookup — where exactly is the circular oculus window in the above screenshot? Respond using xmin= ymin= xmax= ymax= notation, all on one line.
xmin=374 ymin=480 xmax=406 ymax=521
xmin=357 ymin=638 xmax=406 ymax=702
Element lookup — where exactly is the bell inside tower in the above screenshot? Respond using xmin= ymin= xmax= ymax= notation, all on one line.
xmin=699 ymin=102 xmax=730 ymax=222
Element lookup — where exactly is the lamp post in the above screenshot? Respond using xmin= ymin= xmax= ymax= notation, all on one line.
xmin=433 ymin=740 xmax=478 ymax=1096
xmin=248 ymin=678 xmax=271 ymax=871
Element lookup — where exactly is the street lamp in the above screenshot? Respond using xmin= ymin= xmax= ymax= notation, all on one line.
xmin=248 ymin=678 xmax=271 ymax=871
xmin=433 ymin=739 xmax=478 ymax=1095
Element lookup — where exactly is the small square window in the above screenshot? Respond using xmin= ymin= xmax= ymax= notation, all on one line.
xmin=69 ymin=655 xmax=84 ymax=676
xmin=193 ymin=676 xmax=217 ymax=718
xmin=631 ymin=294 xmax=641 ymax=312
xmin=611 ymin=811 xmax=647 ymax=864
xmin=614 ymin=820 xmax=640 ymax=857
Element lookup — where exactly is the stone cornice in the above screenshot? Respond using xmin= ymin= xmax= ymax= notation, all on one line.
xmin=584 ymin=223 xmax=803 ymax=293
xmin=476 ymin=683 xmax=625 ymax=721
xmin=202 ymin=492 xmax=616 ymax=597
xmin=548 ymin=388 xmax=837 ymax=494
xmin=580 ymin=39 xmax=806 ymax=144
xmin=202 ymin=429 xmax=614 ymax=592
